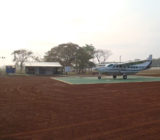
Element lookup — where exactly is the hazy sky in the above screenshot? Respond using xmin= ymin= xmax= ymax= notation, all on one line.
xmin=0 ymin=0 xmax=160 ymax=65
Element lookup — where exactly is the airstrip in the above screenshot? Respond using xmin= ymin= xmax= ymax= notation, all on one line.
xmin=53 ymin=76 xmax=160 ymax=84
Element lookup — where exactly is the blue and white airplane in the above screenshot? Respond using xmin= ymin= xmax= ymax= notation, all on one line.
xmin=95 ymin=55 xmax=152 ymax=80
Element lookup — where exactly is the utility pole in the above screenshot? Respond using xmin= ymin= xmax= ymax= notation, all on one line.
xmin=119 ymin=56 xmax=121 ymax=63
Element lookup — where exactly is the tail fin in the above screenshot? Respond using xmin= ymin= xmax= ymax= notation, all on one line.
xmin=145 ymin=55 xmax=152 ymax=69
xmin=147 ymin=55 xmax=152 ymax=61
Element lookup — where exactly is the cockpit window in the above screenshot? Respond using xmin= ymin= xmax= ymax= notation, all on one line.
xmin=108 ymin=64 xmax=113 ymax=67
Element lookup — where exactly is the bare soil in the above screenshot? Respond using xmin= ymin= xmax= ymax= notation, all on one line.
xmin=0 ymin=76 xmax=160 ymax=140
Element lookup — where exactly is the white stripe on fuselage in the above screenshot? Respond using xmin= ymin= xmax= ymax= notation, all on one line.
xmin=96 ymin=60 xmax=152 ymax=76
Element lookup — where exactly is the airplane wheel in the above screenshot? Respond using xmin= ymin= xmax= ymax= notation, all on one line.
xmin=113 ymin=75 xmax=117 ymax=79
xmin=123 ymin=75 xmax=127 ymax=79
xmin=98 ymin=76 xmax=101 ymax=80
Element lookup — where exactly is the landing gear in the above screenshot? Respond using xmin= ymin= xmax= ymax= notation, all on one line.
xmin=98 ymin=73 xmax=101 ymax=80
xmin=98 ymin=75 xmax=101 ymax=80
xmin=113 ymin=75 xmax=117 ymax=79
xmin=123 ymin=75 xmax=127 ymax=79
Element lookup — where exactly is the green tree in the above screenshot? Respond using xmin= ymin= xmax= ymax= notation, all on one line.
xmin=75 ymin=44 xmax=95 ymax=73
xmin=44 ymin=42 xmax=80 ymax=66
xmin=83 ymin=44 xmax=95 ymax=59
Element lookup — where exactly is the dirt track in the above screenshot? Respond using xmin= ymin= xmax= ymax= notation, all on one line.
xmin=0 ymin=76 xmax=160 ymax=140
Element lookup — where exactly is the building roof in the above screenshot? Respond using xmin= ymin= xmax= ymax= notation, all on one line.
xmin=25 ymin=62 xmax=62 ymax=67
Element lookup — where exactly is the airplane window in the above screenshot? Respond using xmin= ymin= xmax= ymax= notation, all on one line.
xmin=108 ymin=64 xmax=113 ymax=67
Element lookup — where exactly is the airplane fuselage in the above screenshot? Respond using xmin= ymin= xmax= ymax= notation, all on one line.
xmin=97 ymin=66 xmax=144 ymax=75
xmin=95 ymin=55 xmax=152 ymax=79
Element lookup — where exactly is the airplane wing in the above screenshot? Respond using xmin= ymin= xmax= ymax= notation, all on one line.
xmin=116 ymin=55 xmax=152 ymax=67
xmin=117 ymin=60 xmax=147 ymax=67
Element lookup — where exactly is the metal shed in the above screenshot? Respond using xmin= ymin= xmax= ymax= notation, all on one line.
xmin=25 ymin=62 xmax=62 ymax=75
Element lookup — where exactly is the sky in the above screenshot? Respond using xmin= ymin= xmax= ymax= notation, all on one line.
xmin=0 ymin=0 xmax=160 ymax=65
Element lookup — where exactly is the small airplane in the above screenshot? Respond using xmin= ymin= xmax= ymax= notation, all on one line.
xmin=95 ymin=55 xmax=152 ymax=80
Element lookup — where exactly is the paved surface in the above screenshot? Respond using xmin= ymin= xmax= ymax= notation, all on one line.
xmin=54 ymin=76 xmax=160 ymax=84
xmin=1 ymin=76 xmax=160 ymax=140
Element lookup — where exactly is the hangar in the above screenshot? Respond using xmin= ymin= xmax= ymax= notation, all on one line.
xmin=25 ymin=62 xmax=62 ymax=75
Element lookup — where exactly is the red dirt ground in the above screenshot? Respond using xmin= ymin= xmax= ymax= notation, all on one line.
xmin=0 ymin=76 xmax=160 ymax=140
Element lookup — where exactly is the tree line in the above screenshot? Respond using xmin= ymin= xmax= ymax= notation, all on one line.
xmin=12 ymin=42 xmax=112 ymax=73
xmin=152 ymin=58 xmax=160 ymax=67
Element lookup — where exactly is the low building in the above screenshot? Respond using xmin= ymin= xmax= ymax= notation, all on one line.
xmin=25 ymin=62 xmax=62 ymax=75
